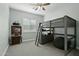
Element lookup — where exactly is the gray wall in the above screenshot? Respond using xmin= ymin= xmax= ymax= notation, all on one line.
xmin=44 ymin=3 xmax=79 ymax=49
xmin=9 ymin=8 xmax=44 ymax=41
xmin=0 ymin=4 xmax=9 ymax=55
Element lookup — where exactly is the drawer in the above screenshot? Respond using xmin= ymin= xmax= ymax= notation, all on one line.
xmin=11 ymin=36 xmax=21 ymax=45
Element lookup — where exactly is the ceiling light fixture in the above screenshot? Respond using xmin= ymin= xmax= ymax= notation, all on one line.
xmin=33 ymin=3 xmax=50 ymax=11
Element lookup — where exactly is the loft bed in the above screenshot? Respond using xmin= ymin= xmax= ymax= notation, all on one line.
xmin=42 ymin=16 xmax=76 ymax=27
xmin=35 ymin=15 xmax=76 ymax=55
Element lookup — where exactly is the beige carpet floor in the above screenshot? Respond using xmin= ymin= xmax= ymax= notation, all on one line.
xmin=5 ymin=41 xmax=79 ymax=56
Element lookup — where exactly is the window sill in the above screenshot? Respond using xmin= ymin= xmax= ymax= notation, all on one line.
xmin=22 ymin=30 xmax=36 ymax=32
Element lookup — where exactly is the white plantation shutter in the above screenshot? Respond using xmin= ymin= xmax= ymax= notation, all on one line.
xmin=23 ymin=18 xmax=36 ymax=32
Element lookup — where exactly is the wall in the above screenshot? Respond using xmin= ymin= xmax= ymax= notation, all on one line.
xmin=44 ymin=3 xmax=79 ymax=49
xmin=0 ymin=4 xmax=9 ymax=55
xmin=9 ymin=8 xmax=44 ymax=41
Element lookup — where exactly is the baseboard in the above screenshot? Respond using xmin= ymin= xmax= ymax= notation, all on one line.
xmin=2 ymin=45 xmax=9 ymax=56
xmin=22 ymin=39 xmax=35 ymax=42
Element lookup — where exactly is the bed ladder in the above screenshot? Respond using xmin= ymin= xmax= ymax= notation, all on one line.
xmin=35 ymin=23 xmax=42 ymax=46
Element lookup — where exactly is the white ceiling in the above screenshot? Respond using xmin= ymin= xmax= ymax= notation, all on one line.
xmin=8 ymin=3 xmax=52 ymax=16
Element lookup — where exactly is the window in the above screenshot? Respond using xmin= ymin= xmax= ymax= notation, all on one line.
xmin=23 ymin=18 xmax=36 ymax=32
